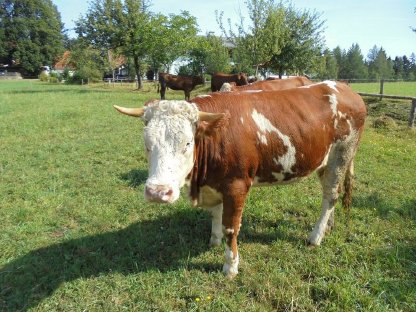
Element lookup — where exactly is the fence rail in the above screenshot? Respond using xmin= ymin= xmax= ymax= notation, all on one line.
xmin=357 ymin=92 xmax=416 ymax=128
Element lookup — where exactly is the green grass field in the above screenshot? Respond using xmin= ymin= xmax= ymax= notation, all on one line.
xmin=350 ymin=81 xmax=416 ymax=97
xmin=1 ymin=80 xmax=415 ymax=311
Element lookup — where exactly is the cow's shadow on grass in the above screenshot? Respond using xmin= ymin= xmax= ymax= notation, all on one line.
xmin=0 ymin=203 xmax=308 ymax=311
xmin=353 ymin=191 xmax=416 ymax=222
xmin=0 ymin=209 xmax=214 ymax=311
xmin=119 ymin=169 xmax=148 ymax=188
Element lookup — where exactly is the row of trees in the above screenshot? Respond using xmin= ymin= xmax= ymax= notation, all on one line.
xmin=1 ymin=0 xmax=415 ymax=85
xmin=318 ymin=44 xmax=416 ymax=81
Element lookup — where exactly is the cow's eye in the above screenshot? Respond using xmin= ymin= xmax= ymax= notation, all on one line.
xmin=183 ymin=142 xmax=192 ymax=153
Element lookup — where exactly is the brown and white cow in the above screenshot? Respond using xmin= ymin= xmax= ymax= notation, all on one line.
xmin=220 ymin=76 xmax=312 ymax=92
xmin=159 ymin=72 xmax=204 ymax=101
xmin=210 ymin=72 xmax=249 ymax=92
xmin=114 ymin=81 xmax=367 ymax=279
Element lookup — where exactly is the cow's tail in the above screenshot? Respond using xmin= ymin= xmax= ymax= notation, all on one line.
xmin=342 ymin=160 xmax=354 ymax=212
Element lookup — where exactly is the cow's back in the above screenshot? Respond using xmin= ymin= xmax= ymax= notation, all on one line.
xmin=231 ymin=76 xmax=312 ymax=92
xmin=191 ymin=82 xmax=366 ymax=186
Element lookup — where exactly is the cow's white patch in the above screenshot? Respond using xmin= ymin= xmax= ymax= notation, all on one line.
xmin=272 ymin=172 xmax=285 ymax=182
xmin=316 ymin=145 xmax=331 ymax=170
xmin=240 ymin=117 xmax=244 ymax=124
xmin=195 ymin=185 xmax=223 ymax=207
xmin=251 ymin=109 xmax=296 ymax=173
xmin=243 ymin=90 xmax=262 ymax=93
xmin=323 ymin=80 xmax=339 ymax=92
xmin=196 ymin=94 xmax=212 ymax=98
xmin=325 ymin=93 xmax=338 ymax=116
xmin=220 ymin=83 xmax=232 ymax=92
xmin=257 ymin=132 xmax=268 ymax=145
xmin=223 ymin=227 xmax=235 ymax=235
xmin=300 ymin=80 xmax=338 ymax=93
xmin=205 ymin=203 xmax=223 ymax=246
xmin=223 ymin=245 xmax=239 ymax=278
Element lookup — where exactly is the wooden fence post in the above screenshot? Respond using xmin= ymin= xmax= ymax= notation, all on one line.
xmin=409 ymin=99 xmax=416 ymax=128
xmin=379 ymin=79 xmax=384 ymax=100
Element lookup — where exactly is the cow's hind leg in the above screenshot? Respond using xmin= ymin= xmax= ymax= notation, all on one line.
xmin=205 ymin=203 xmax=223 ymax=247
xmin=308 ymin=139 xmax=359 ymax=246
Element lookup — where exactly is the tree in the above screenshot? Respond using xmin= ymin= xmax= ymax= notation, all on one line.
xmin=184 ymin=34 xmax=231 ymax=75
xmin=217 ymin=1 xmax=325 ymax=78
xmin=316 ymin=49 xmax=338 ymax=79
xmin=146 ymin=12 xmax=199 ymax=74
xmin=367 ymin=45 xmax=393 ymax=80
xmin=217 ymin=0 xmax=287 ymax=76
xmin=0 ymin=0 xmax=65 ymax=76
xmin=393 ymin=56 xmax=404 ymax=79
xmin=268 ymin=4 xmax=325 ymax=77
xmin=68 ymin=39 xmax=108 ymax=83
xmin=76 ymin=0 xmax=198 ymax=89
xmin=333 ymin=46 xmax=347 ymax=79
xmin=342 ymin=43 xmax=367 ymax=79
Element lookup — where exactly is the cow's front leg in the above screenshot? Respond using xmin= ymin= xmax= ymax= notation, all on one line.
xmin=205 ymin=203 xmax=223 ymax=247
xmin=221 ymin=180 xmax=248 ymax=279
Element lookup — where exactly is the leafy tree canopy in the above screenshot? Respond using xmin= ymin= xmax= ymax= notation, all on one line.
xmin=0 ymin=0 xmax=65 ymax=75
xmin=76 ymin=0 xmax=198 ymax=88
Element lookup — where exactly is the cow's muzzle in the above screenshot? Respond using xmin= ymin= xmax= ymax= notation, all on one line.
xmin=144 ymin=183 xmax=176 ymax=203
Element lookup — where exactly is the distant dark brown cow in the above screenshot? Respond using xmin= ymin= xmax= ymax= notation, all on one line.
xmin=210 ymin=72 xmax=249 ymax=92
xmin=220 ymin=76 xmax=312 ymax=92
xmin=114 ymin=81 xmax=367 ymax=278
xmin=159 ymin=73 xmax=204 ymax=101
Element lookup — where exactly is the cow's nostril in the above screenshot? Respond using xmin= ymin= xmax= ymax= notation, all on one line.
xmin=145 ymin=184 xmax=174 ymax=203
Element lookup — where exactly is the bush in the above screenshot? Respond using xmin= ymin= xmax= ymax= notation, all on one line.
xmin=66 ymin=71 xmax=84 ymax=84
xmin=39 ymin=72 xmax=49 ymax=82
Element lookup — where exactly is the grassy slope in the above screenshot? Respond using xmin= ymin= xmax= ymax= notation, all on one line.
xmin=0 ymin=81 xmax=415 ymax=311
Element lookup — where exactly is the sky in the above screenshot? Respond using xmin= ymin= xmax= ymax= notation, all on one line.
xmin=52 ymin=0 xmax=416 ymax=59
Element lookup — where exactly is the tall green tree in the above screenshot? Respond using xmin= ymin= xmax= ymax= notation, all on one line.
xmin=76 ymin=0 xmax=198 ymax=89
xmin=146 ymin=12 xmax=199 ymax=74
xmin=68 ymin=39 xmax=108 ymax=83
xmin=342 ymin=43 xmax=367 ymax=79
xmin=185 ymin=34 xmax=231 ymax=75
xmin=177 ymin=35 xmax=231 ymax=76
xmin=367 ymin=45 xmax=393 ymax=80
xmin=0 ymin=0 xmax=65 ymax=76
xmin=217 ymin=0 xmax=325 ymax=77
xmin=393 ymin=56 xmax=404 ymax=79
xmin=332 ymin=46 xmax=347 ymax=78
xmin=268 ymin=4 xmax=325 ymax=77
xmin=317 ymin=48 xmax=338 ymax=79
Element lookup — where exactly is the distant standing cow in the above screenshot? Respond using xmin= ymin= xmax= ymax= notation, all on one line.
xmin=210 ymin=72 xmax=249 ymax=92
xmin=114 ymin=81 xmax=367 ymax=278
xmin=159 ymin=73 xmax=204 ymax=101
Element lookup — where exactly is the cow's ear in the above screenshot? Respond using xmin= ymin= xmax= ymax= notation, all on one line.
xmin=199 ymin=112 xmax=224 ymax=122
xmin=196 ymin=111 xmax=229 ymax=138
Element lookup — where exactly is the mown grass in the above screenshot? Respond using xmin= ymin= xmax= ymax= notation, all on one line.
xmin=1 ymin=80 xmax=415 ymax=311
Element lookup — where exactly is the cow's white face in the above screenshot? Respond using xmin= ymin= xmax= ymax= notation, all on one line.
xmin=142 ymin=100 xmax=199 ymax=203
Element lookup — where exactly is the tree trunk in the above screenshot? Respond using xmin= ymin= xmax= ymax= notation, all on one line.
xmin=133 ymin=55 xmax=142 ymax=89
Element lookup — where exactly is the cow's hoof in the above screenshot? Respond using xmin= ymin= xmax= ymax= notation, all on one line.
xmin=307 ymin=232 xmax=323 ymax=247
xmin=222 ymin=263 xmax=238 ymax=279
xmin=209 ymin=236 xmax=222 ymax=247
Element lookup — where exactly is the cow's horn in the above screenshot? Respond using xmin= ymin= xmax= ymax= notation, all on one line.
xmin=199 ymin=111 xmax=225 ymax=122
xmin=113 ymin=105 xmax=144 ymax=117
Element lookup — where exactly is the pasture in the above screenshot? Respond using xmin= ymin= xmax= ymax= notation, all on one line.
xmin=1 ymin=80 xmax=415 ymax=311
